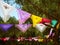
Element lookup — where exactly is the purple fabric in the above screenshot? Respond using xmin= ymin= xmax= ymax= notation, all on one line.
xmin=17 ymin=9 xmax=31 ymax=24
xmin=0 ymin=24 xmax=13 ymax=31
xmin=52 ymin=33 xmax=55 ymax=37
xmin=49 ymin=28 xmax=53 ymax=36
xmin=16 ymin=24 xmax=31 ymax=32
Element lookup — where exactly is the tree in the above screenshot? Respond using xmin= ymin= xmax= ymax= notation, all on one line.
xmin=15 ymin=0 xmax=60 ymax=21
